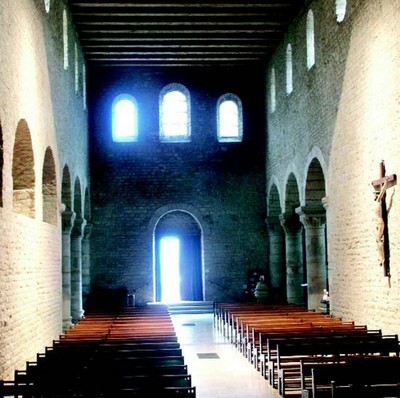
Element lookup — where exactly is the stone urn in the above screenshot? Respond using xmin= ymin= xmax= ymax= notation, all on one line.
xmin=254 ymin=279 xmax=269 ymax=303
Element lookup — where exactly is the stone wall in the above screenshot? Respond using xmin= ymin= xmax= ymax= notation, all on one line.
xmin=0 ymin=0 xmax=89 ymax=378
xmin=88 ymin=66 xmax=268 ymax=305
xmin=266 ymin=0 xmax=400 ymax=334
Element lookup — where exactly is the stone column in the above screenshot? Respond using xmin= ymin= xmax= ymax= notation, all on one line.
xmin=266 ymin=216 xmax=286 ymax=303
xmin=62 ymin=209 xmax=75 ymax=330
xmin=71 ymin=216 xmax=87 ymax=322
xmin=280 ymin=213 xmax=305 ymax=306
xmin=82 ymin=223 xmax=93 ymax=309
xmin=296 ymin=205 xmax=327 ymax=311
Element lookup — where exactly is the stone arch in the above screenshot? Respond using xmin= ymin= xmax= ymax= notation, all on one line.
xmin=266 ymin=183 xmax=285 ymax=303
xmin=298 ymin=156 xmax=328 ymax=310
xmin=267 ymin=180 xmax=282 ymax=217
xmin=285 ymin=173 xmax=301 ymax=214
xmin=282 ymin=172 xmax=305 ymax=306
xmin=42 ymin=147 xmax=57 ymax=225
xmin=305 ymin=158 xmax=326 ymax=206
xmin=73 ymin=176 xmax=82 ymax=218
xmin=71 ymin=176 xmax=86 ymax=322
xmin=12 ymin=119 xmax=35 ymax=218
xmin=61 ymin=165 xmax=72 ymax=211
xmin=61 ymin=164 xmax=74 ymax=330
xmin=303 ymin=146 xmax=328 ymax=204
xmin=150 ymin=204 xmax=205 ymax=303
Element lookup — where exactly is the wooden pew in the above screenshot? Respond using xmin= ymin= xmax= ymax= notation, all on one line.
xmin=301 ymin=356 xmax=400 ymax=398
xmin=228 ymin=307 xmax=311 ymax=343
xmin=86 ymin=373 xmax=193 ymax=396
xmin=115 ymin=386 xmax=197 ymax=397
xmin=241 ymin=317 xmax=354 ymax=358
xmin=7 ymin=306 xmax=195 ymax=398
xmin=215 ymin=303 xmax=306 ymax=340
xmin=256 ymin=326 xmax=376 ymax=376
xmin=275 ymin=334 xmax=400 ymax=397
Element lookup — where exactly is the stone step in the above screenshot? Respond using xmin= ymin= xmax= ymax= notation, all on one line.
xmin=167 ymin=301 xmax=214 ymax=315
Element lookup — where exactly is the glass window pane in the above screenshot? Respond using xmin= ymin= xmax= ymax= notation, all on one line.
xmin=113 ymin=97 xmax=138 ymax=142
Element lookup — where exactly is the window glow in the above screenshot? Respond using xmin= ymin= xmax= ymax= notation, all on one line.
xmin=162 ymin=91 xmax=188 ymax=137
xmin=286 ymin=44 xmax=293 ymax=94
xmin=336 ymin=0 xmax=347 ymax=23
xmin=217 ymin=94 xmax=242 ymax=142
xmin=160 ymin=84 xmax=190 ymax=142
xmin=63 ymin=10 xmax=69 ymax=70
xmin=270 ymin=67 xmax=276 ymax=113
xmin=44 ymin=0 xmax=50 ymax=13
xmin=306 ymin=10 xmax=315 ymax=70
xmin=82 ymin=64 xmax=87 ymax=110
xmin=74 ymin=43 xmax=79 ymax=94
xmin=112 ymin=96 xmax=138 ymax=142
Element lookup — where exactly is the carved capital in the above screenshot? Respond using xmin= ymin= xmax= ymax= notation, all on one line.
xmin=83 ymin=223 xmax=93 ymax=240
xmin=265 ymin=216 xmax=283 ymax=235
xmin=62 ymin=210 xmax=76 ymax=234
xmin=72 ymin=217 xmax=87 ymax=238
xmin=279 ymin=212 xmax=303 ymax=233
xmin=296 ymin=205 xmax=326 ymax=229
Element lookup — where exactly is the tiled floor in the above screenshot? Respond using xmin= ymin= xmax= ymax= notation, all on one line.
xmin=171 ymin=313 xmax=280 ymax=398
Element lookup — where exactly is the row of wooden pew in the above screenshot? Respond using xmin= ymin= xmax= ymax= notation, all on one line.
xmin=214 ymin=302 xmax=400 ymax=397
xmin=0 ymin=305 xmax=196 ymax=397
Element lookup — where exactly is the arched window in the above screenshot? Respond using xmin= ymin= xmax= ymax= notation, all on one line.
xmin=306 ymin=9 xmax=315 ymax=70
xmin=286 ymin=44 xmax=293 ymax=94
xmin=42 ymin=147 xmax=57 ymax=225
xmin=270 ymin=67 xmax=276 ymax=113
xmin=74 ymin=43 xmax=79 ymax=94
xmin=112 ymin=94 xmax=138 ymax=142
xmin=160 ymin=83 xmax=190 ymax=142
xmin=217 ymin=94 xmax=243 ymax=143
xmin=63 ymin=9 xmax=69 ymax=70
xmin=82 ymin=63 xmax=87 ymax=110
xmin=44 ymin=0 xmax=51 ymax=13
xmin=13 ymin=119 xmax=35 ymax=218
xmin=336 ymin=0 xmax=347 ymax=23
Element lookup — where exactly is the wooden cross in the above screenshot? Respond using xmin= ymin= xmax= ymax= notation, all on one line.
xmin=371 ymin=160 xmax=397 ymax=277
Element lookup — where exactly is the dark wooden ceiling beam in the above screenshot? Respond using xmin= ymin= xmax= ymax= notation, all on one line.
xmin=68 ymin=2 xmax=296 ymax=9
xmin=67 ymin=0 xmax=304 ymax=67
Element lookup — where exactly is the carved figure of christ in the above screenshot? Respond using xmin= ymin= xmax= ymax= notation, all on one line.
xmin=371 ymin=161 xmax=396 ymax=277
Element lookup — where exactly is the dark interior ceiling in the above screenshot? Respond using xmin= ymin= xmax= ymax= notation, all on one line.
xmin=67 ymin=1 xmax=305 ymax=68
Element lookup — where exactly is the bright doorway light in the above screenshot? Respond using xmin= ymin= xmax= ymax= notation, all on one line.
xmin=160 ymin=236 xmax=181 ymax=303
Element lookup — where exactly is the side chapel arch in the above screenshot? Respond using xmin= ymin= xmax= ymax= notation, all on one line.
xmin=13 ymin=119 xmax=35 ymax=218
xmin=70 ymin=177 xmax=86 ymax=321
xmin=281 ymin=172 xmax=305 ymax=305
xmin=296 ymin=157 xmax=328 ymax=310
xmin=42 ymin=147 xmax=57 ymax=225
xmin=266 ymin=182 xmax=285 ymax=303
xmin=61 ymin=165 xmax=74 ymax=329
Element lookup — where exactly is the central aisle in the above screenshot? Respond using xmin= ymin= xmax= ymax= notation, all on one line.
xmin=171 ymin=313 xmax=280 ymax=398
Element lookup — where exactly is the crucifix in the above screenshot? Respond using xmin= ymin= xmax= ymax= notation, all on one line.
xmin=371 ymin=160 xmax=396 ymax=277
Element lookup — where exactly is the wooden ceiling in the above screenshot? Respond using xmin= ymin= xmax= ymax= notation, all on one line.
xmin=67 ymin=0 xmax=305 ymax=68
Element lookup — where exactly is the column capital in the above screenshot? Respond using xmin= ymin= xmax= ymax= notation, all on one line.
xmin=72 ymin=217 xmax=87 ymax=238
xmin=62 ymin=210 xmax=76 ymax=234
xmin=83 ymin=222 xmax=93 ymax=239
xmin=265 ymin=216 xmax=283 ymax=234
xmin=321 ymin=196 xmax=329 ymax=210
xmin=279 ymin=212 xmax=303 ymax=233
xmin=295 ymin=205 xmax=326 ymax=228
